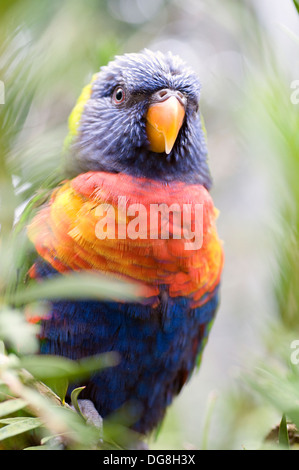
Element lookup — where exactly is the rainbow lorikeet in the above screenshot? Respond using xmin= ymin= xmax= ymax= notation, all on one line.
xmin=27 ymin=49 xmax=224 ymax=435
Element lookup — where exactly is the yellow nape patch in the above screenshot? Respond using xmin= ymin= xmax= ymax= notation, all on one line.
xmin=67 ymin=73 xmax=98 ymax=142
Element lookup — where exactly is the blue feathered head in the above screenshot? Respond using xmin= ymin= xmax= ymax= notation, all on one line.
xmin=66 ymin=49 xmax=211 ymax=188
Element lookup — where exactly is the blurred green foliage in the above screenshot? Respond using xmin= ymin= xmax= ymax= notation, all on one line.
xmin=0 ymin=0 xmax=144 ymax=449
xmin=0 ymin=0 xmax=299 ymax=450
xmin=232 ymin=2 xmax=299 ymax=450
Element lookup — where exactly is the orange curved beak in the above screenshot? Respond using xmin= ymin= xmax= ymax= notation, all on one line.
xmin=146 ymin=96 xmax=185 ymax=154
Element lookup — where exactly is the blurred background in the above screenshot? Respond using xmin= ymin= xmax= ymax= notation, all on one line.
xmin=1 ymin=0 xmax=299 ymax=450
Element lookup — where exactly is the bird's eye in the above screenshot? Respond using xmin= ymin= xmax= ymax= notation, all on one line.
xmin=113 ymin=87 xmax=125 ymax=104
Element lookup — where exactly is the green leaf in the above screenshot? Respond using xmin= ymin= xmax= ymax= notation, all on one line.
xmin=278 ymin=414 xmax=290 ymax=449
xmin=71 ymin=386 xmax=86 ymax=420
xmin=201 ymin=391 xmax=218 ymax=450
xmin=0 ymin=417 xmax=31 ymax=424
xmin=0 ymin=399 xmax=27 ymax=418
xmin=46 ymin=377 xmax=69 ymax=404
xmin=24 ymin=445 xmax=55 ymax=450
xmin=0 ymin=418 xmax=42 ymax=441
xmin=293 ymin=0 xmax=299 ymax=15
xmin=248 ymin=366 xmax=299 ymax=432
xmin=20 ymin=352 xmax=119 ymax=382
xmin=11 ymin=272 xmax=141 ymax=305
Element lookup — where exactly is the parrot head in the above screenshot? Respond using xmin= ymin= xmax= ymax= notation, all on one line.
xmin=65 ymin=49 xmax=211 ymax=188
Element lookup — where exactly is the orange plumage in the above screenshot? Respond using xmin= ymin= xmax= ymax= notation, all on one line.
xmin=28 ymin=171 xmax=223 ymax=308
